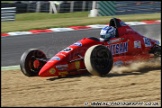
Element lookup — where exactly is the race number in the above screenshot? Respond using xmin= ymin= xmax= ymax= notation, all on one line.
xmin=143 ymin=37 xmax=151 ymax=47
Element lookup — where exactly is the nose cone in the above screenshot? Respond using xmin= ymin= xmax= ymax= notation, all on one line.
xmin=39 ymin=61 xmax=57 ymax=77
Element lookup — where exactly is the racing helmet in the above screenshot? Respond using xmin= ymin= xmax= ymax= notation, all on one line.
xmin=100 ymin=26 xmax=116 ymax=40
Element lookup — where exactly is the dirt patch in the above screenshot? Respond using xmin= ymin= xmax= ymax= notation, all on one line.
xmin=1 ymin=59 xmax=161 ymax=107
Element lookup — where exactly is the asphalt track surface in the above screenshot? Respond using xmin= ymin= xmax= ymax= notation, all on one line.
xmin=1 ymin=24 xmax=161 ymax=66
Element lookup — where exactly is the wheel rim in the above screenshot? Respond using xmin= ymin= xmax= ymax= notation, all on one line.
xmin=92 ymin=49 xmax=110 ymax=69
xmin=28 ymin=56 xmax=39 ymax=73
xmin=33 ymin=59 xmax=40 ymax=69
xmin=91 ymin=46 xmax=112 ymax=73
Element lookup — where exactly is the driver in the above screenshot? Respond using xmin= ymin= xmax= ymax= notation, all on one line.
xmin=100 ymin=25 xmax=116 ymax=41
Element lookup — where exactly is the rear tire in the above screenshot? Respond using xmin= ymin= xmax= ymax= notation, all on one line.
xmin=20 ymin=49 xmax=47 ymax=77
xmin=150 ymin=44 xmax=161 ymax=57
xmin=84 ymin=45 xmax=113 ymax=76
xmin=154 ymin=46 xmax=161 ymax=57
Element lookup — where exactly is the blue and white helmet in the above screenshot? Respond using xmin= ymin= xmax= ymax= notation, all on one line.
xmin=100 ymin=26 xmax=116 ymax=40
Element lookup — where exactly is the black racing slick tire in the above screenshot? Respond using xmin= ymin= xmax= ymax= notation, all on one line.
xmin=20 ymin=49 xmax=47 ymax=77
xmin=154 ymin=45 xmax=161 ymax=57
xmin=84 ymin=45 xmax=113 ymax=76
xmin=150 ymin=44 xmax=161 ymax=57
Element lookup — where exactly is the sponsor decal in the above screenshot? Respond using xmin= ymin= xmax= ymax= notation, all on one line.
xmin=143 ymin=37 xmax=151 ymax=47
xmin=56 ymin=64 xmax=68 ymax=71
xmin=134 ymin=41 xmax=141 ymax=48
xmin=113 ymin=60 xmax=124 ymax=66
xmin=75 ymin=61 xmax=80 ymax=69
xmin=107 ymin=42 xmax=128 ymax=55
xmin=61 ymin=47 xmax=73 ymax=53
xmin=126 ymin=28 xmax=133 ymax=32
xmin=49 ymin=68 xmax=56 ymax=74
xmin=72 ymin=42 xmax=82 ymax=47
xmin=57 ymin=53 xmax=66 ymax=57
xmin=108 ymin=38 xmax=122 ymax=44
xmin=50 ymin=56 xmax=60 ymax=61
xmin=58 ymin=71 xmax=68 ymax=76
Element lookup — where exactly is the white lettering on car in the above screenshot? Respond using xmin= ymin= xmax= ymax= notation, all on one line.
xmin=107 ymin=42 xmax=128 ymax=55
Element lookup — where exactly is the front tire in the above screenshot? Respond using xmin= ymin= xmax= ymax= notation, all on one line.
xmin=84 ymin=45 xmax=113 ymax=76
xmin=20 ymin=49 xmax=47 ymax=77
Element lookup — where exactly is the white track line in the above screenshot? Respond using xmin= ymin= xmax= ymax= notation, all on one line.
xmin=2 ymin=65 xmax=20 ymax=71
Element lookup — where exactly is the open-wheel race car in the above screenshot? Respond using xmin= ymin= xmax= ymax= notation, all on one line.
xmin=20 ymin=18 xmax=161 ymax=78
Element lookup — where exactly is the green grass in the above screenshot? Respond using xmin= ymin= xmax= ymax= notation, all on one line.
xmin=1 ymin=1 xmax=15 ymax=3
xmin=1 ymin=12 xmax=161 ymax=33
xmin=16 ymin=12 xmax=89 ymax=21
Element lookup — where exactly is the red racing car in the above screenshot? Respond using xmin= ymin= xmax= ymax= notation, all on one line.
xmin=20 ymin=18 xmax=161 ymax=77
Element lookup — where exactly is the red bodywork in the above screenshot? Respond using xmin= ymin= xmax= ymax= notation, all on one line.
xmin=39 ymin=19 xmax=160 ymax=77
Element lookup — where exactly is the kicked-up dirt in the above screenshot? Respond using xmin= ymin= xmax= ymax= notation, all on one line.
xmin=1 ymin=59 xmax=161 ymax=107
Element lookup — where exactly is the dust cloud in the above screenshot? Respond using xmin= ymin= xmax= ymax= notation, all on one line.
xmin=111 ymin=58 xmax=161 ymax=74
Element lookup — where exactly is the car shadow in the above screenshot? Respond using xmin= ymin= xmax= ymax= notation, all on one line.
xmin=46 ymin=72 xmax=92 ymax=81
xmin=46 ymin=66 xmax=161 ymax=81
